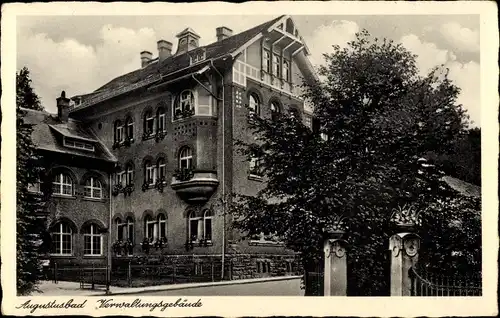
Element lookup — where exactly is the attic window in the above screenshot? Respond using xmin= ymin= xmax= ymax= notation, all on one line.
xmin=191 ymin=50 xmax=206 ymax=64
xmin=63 ymin=137 xmax=95 ymax=152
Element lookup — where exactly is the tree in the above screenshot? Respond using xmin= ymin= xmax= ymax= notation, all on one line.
xmin=16 ymin=67 xmax=49 ymax=295
xmin=229 ymin=30 xmax=481 ymax=296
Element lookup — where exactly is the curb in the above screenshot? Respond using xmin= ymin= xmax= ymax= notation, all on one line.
xmin=104 ymin=275 xmax=302 ymax=296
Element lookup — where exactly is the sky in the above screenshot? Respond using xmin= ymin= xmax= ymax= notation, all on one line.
xmin=16 ymin=14 xmax=480 ymax=126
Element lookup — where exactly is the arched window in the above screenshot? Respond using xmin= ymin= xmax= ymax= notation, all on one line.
xmin=83 ymin=224 xmax=102 ymax=256
xmin=114 ymin=120 xmax=124 ymax=143
xmin=125 ymin=163 xmax=134 ymax=185
xmin=263 ymin=50 xmax=271 ymax=73
xmin=273 ymin=55 xmax=281 ymax=77
xmin=115 ymin=218 xmax=124 ymax=241
xmin=125 ymin=117 xmax=134 ymax=140
xmin=248 ymin=93 xmax=260 ymax=116
xmin=52 ymin=172 xmax=73 ymax=196
xmin=179 ymin=147 xmax=193 ymax=170
xmin=270 ymin=101 xmax=281 ymax=120
xmin=158 ymin=214 xmax=167 ymax=240
xmin=283 ymin=60 xmax=290 ymax=81
xmin=144 ymin=110 xmax=155 ymax=135
xmin=203 ymin=210 xmax=213 ymax=242
xmin=174 ymin=90 xmax=195 ymax=120
xmin=126 ymin=217 xmax=134 ymax=243
xmin=144 ymin=160 xmax=155 ymax=185
xmin=84 ymin=177 xmax=102 ymax=199
xmin=144 ymin=215 xmax=156 ymax=242
xmin=157 ymin=158 xmax=166 ymax=181
xmin=157 ymin=107 xmax=166 ymax=132
xmin=51 ymin=222 xmax=73 ymax=255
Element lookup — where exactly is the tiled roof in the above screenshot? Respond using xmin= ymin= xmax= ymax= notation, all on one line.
xmin=72 ymin=15 xmax=284 ymax=109
xmin=21 ymin=108 xmax=117 ymax=163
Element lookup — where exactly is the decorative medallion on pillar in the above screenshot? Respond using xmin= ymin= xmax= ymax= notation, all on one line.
xmin=322 ymin=214 xmax=348 ymax=296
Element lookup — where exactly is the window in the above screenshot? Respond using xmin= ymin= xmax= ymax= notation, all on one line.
xmin=263 ymin=50 xmax=271 ymax=73
xmin=273 ymin=55 xmax=281 ymax=77
xmin=116 ymin=171 xmax=125 ymax=187
xmin=52 ymin=173 xmax=73 ymax=196
xmin=248 ymin=93 xmax=260 ymax=116
xmin=63 ymin=138 xmax=95 ymax=151
xmin=126 ymin=117 xmax=134 ymax=140
xmin=174 ymin=90 xmax=195 ymax=119
xmin=157 ymin=108 xmax=166 ymax=132
xmin=144 ymin=160 xmax=155 ymax=185
xmin=203 ymin=210 xmax=213 ymax=242
xmin=126 ymin=217 xmax=134 ymax=243
xmin=144 ymin=110 xmax=155 ymax=135
xmin=125 ymin=163 xmax=134 ymax=185
xmin=114 ymin=120 xmax=124 ymax=143
xmin=249 ymin=157 xmax=263 ymax=176
xmin=115 ymin=218 xmax=124 ymax=241
xmin=179 ymin=147 xmax=193 ymax=170
xmin=270 ymin=101 xmax=281 ymax=120
xmin=157 ymin=158 xmax=166 ymax=181
xmin=286 ymin=18 xmax=294 ymax=34
xmin=51 ymin=222 xmax=72 ymax=255
xmin=283 ymin=60 xmax=290 ymax=81
xmin=144 ymin=215 xmax=156 ymax=242
xmin=188 ymin=210 xmax=212 ymax=243
xmin=158 ymin=214 xmax=167 ymax=240
xmin=83 ymin=224 xmax=102 ymax=256
xmin=84 ymin=177 xmax=102 ymax=199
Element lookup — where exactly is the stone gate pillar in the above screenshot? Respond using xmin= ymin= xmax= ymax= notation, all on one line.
xmin=323 ymin=235 xmax=348 ymax=296
xmin=389 ymin=203 xmax=421 ymax=296
xmin=323 ymin=215 xmax=348 ymax=296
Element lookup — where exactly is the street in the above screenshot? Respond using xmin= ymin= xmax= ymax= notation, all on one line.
xmin=138 ymin=278 xmax=304 ymax=296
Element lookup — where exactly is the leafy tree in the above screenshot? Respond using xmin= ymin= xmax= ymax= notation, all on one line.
xmin=229 ymin=30 xmax=481 ymax=296
xmin=16 ymin=67 xmax=49 ymax=295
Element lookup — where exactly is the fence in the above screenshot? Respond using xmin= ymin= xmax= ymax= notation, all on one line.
xmin=51 ymin=262 xmax=109 ymax=291
xmin=111 ymin=259 xmax=227 ymax=287
xmin=305 ymin=261 xmax=324 ymax=296
xmin=409 ymin=264 xmax=482 ymax=296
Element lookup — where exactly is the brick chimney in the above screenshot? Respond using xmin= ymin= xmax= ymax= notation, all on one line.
xmin=140 ymin=51 xmax=153 ymax=68
xmin=216 ymin=26 xmax=233 ymax=42
xmin=157 ymin=40 xmax=173 ymax=63
xmin=57 ymin=91 xmax=71 ymax=122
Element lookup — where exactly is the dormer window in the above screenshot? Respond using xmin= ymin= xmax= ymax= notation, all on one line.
xmin=190 ymin=50 xmax=206 ymax=64
xmin=63 ymin=137 xmax=95 ymax=152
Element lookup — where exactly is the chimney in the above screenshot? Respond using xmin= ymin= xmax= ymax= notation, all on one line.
xmin=140 ymin=51 xmax=153 ymax=68
xmin=216 ymin=26 xmax=233 ymax=42
xmin=57 ymin=91 xmax=71 ymax=122
xmin=157 ymin=40 xmax=173 ymax=63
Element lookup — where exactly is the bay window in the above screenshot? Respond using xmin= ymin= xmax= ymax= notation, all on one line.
xmin=179 ymin=147 xmax=193 ymax=170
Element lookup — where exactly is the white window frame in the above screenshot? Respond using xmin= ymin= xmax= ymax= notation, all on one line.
xmin=248 ymin=94 xmax=260 ymax=116
xmin=283 ymin=60 xmax=290 ymax=81
xmin=145 ymin=161 xmax=155 ymax=184
xmin=263 ymin=50 xmax=271 ymax=73
xmin=83 ymin=224 xmax=103 ymax=256
xmin=116 ymin=171 xmax=125 ymax=187
xmin=273 ymin=54 xmax=281 ymax=77
xmin=145 ymin=215 xmax=156 ymax=242
xmin=51 ymin=223 xmax=73 ymax=256
xmin=157 ymin=108 xmax=166 ymax=132
xmin=53 ymin=173 xmax=73 ymax=196
xmin=115 ymin=218 xmax=124 ymax=241
xmin=179 ymin=147 xmax=193 ymax=170
xmin=84 ymin=177 xmax=102 ymax=199
xmin=145 ymin=111 xmax=155 ymax=134
xmin=126 ymin=217 xmax=134 ymax=243
xmin=157 ymin=158 xmax=166 ymax=181
xmin=126 ymin=165 xmax=134 ymax=185
xmin=203 ymin=210 xmax=213 ymax=242
xmin=115 ymin=121 xmax=124 ymax=143
xmin=158 ymin=214 xmax=167 ymax=240
xmin=126 ymin=118 xmax=134 ymax=139
xmin=249 ymin=157 xmax=262 ymax=176
xmin=188 ymin=212 xmax=203 ymax=243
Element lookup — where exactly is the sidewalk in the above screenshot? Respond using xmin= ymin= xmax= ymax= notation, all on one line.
xmin=36 ymin=275 xmax=302 ymax=296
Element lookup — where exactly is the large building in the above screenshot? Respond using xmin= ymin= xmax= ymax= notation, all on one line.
xmin=26 ymin=15 xmax=318 ymax=280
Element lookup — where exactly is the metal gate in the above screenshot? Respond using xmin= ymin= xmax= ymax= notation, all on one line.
xmin=409 ymin=265 xmax=482 ymax=296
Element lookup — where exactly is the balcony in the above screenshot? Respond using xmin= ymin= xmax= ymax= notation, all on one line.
xmin=170 ymin=170 xmax=219 ymax=203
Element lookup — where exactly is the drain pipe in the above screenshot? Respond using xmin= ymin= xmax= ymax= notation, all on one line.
xmin=107 ymin=171 xmax=113 ymax=294
xmin=210 ymin=59 xmax=226 ymax=280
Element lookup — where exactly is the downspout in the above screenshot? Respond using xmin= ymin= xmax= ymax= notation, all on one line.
xmin=107 ymin=170 xmax=113 ymax=294
xmin=210 ymin=59 xmax=225 ymax=280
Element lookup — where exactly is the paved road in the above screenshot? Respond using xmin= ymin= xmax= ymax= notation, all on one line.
xmin=141 ymin=278 xmax=304 ymax=296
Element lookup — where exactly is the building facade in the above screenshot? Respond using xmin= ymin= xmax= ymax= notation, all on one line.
xmin=28 ymin=15 xmax=317 ymax=280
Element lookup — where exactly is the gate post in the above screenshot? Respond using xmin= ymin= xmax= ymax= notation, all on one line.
xmin=323 ymin=215 xmax=348 ymax=296
xmin=389 ymin=204 xmax=421 ymax=296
